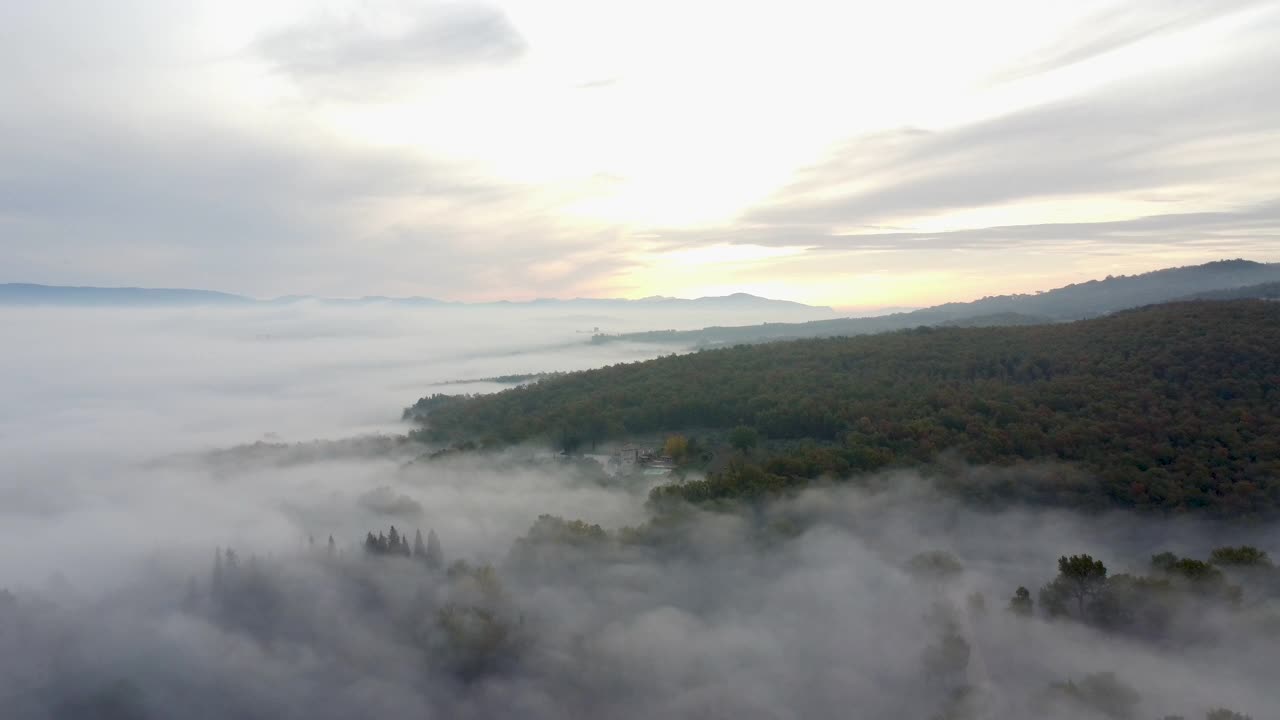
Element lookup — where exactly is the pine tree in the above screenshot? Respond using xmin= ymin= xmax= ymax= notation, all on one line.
xmin=182 ymin=576 xmax=200 ymax=611
xmin=327 ymin=535 xmax=336 ymax=560
xmin=426 ymin=529 xmax=444 ymax=570
xmin=212 ymin=547 xmax=224 ymax=593
xmin=413 ymin=529 xmax=427 ymax=559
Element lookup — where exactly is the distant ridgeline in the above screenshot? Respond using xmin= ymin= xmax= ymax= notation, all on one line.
xmin=0 ymin=284 xmax=835 ymax=316
xmin=590 ymin=259 xmax=1280 ymax=347
xmin=407 ymin=300 xmax=1280 ymax=516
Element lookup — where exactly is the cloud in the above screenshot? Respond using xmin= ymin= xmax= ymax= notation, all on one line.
xmin=795 ymin=201 xmax=1280 ymax=254
xmin=2 ymin=0 xmax=1279 ymax=303
xmin=722 ymin=8 xmax=1280 ymax=258
xmin=255 ymin=2 xmax=527 ymax=93
xmin=749 ymin=70 xmax=1280 ymax=230
xmin=993 ymin=0 xmax=1266 ymax=81
xmin=599 ymin=6 xmax=1280 ymax=295
xmin=0 ymin=105 xmax=637 ymax=298
xmin=0 ymin=0 xmax=629 ymax=302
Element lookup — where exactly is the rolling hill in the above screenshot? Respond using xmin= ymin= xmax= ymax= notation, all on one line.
xmin=592 ymin=259 xmax=1280 ymax=347
xmin=410 ymin=299 xmax=1280 ymax=516
xmin=0 ymin=283 xmax=832 ymax=315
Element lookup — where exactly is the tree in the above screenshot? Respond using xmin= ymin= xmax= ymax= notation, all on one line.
xmin=435 ymin=603 xmax=515 ymax=680
xmin=1008 ymin=586 xmax=1034 ymax=616
xmin=1164 ymin=558 xmax=1223 ymax=583
xmin=1041 ymin=554 xmax=1107 ymax=619
xmin=966 ymin=592 xmax=987 ymax=616
xmin=1042 ymin=672 xmax=1140 ymax=719
xmin=906 ymin=551 xmax=965 ymax=584
xmin=413 ymin=529 xmax=427 ymax=559
xmin=1209 ymin=546 xmax=1271 ymax=568
xmin=425 ymin=529 xmax=444 ymax=570
xmin=729 ymin=425 xmax=760 ymax=453
xmin=1205 ymin=709 xmax=1252 ymax=720
xmin=212 ymin=548 xmax=224 ymax=593
xmin=922 ymin=625 xmax=971 ymax=686
xmin=182 ymin=576 xmax=200 ymax=612
xmin=55 ymin=678 xmax=151 ymax=720
xmin=1152 ymin=557 xmax=1240 ymax=604
xmin=663 ymin=435 xmax=689 ymax=462
xmin=556 ymin=423 xmax=584 ymax=455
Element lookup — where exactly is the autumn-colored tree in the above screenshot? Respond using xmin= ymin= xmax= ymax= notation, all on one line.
xmin=663 ymin=435 xmax=689 ymax=462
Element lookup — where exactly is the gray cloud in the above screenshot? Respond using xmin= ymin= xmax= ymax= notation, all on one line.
xmin=993 ymin=0 xmax=1266 ymax=81
xmin=0 ymin=1 xmax=579 ymax=300
xmin=637 ymin=201 xmax=1280 ymax=272
xmin=0 ymin=105 xmax=633 ymax=298
xmin=735 ymin=11 xmax=1280 ymax=253
xmin=255 ymin=3 xmax=527 ymax=88
xmin=767 ymin=202 xmax=1280 ymax=255
xmin=752 ymin=82 xmax=1279 ymax=229
xmin=2 ymin=0 xmax=1278 ymax=301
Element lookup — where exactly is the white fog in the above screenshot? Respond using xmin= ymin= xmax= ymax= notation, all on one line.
xmin=0 ymin=304 xmax=1276 ymax=719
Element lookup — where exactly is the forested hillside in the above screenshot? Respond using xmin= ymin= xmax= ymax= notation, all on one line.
xmin=408 ymin=301 xmax=1280 ymax=516
xmin=1177 ymin=281 xmax=1280 ymax=302
xmin=593 ymin=259 xmax=1280 ymax=347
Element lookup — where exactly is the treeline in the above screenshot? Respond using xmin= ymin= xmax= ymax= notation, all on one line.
xmin=192 ymin=525 xmax=523 ymax=683
xmin=917 ymin=543 xmax=1275 ymax=720
xmin=4 ymin=517 xmax=1272 ymax=718
xmin=1002 ymin=545 xmax=1276 ymax=639
xmin=363 ymin=525 xmax=445 ymax=569
xmin=406 ymin=301 xmax=1280 ymax=516
xmin=493 ymin=516 xmax=1276 ymax=720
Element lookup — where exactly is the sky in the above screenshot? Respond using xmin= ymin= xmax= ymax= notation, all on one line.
xmin=2 ymin=0 xmax=1278 ymax=310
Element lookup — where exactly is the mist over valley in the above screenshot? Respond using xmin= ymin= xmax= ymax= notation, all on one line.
xmin=2 ymin=279 xmax=1279 ymax=719
xmin=5 ymin=1 xmax=1280 ymax=715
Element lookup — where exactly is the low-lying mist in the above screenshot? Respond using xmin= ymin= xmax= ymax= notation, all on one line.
xmin=1 ymin=305 xmax=1276 ymax=719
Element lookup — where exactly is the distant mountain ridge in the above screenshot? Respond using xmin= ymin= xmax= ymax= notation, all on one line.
xmin=0 ymin=283 xmax=833 ymax=313
xmin=0 ymin=283 xmax=253 ymax=306
xmin=593 ymin=259 xmax=1280 ymax=346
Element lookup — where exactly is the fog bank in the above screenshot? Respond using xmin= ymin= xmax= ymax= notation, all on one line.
xmin=0 ymin=305 xmax=1276 ymax=719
